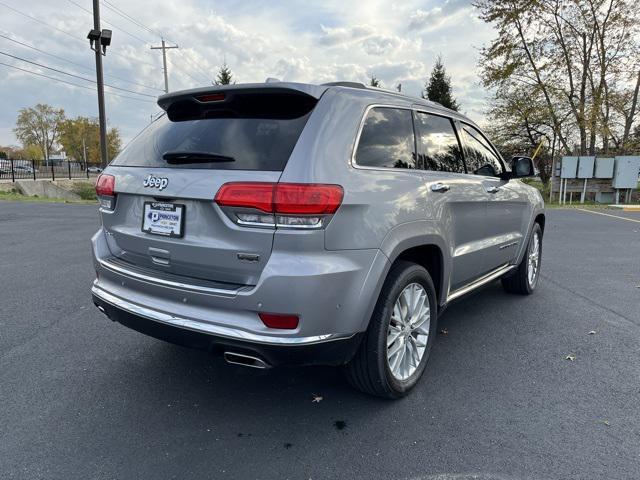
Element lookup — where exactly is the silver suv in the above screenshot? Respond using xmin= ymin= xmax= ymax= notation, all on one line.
xmin=91 ymin=82 xmax=544 ymax=398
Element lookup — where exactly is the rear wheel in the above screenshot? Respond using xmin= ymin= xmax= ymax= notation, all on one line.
xmin=344 ymin=261 xmax=437 ymax=399
xmin=501 ymin=222 xmax=542 ymax=295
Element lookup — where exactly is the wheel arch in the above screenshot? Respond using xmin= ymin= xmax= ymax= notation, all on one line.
xmin=535 ymin=212 xmax=546 ymax=233
xmin=379 ymin=223 xmax=450 ymax=308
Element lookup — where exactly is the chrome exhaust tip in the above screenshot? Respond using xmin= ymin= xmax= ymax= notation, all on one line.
xmin=223 ymin=352 xmax=271 ymax=369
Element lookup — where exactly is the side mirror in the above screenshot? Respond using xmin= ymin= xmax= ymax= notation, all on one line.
xmin=510 ymin=156 xmax=535 ymax=178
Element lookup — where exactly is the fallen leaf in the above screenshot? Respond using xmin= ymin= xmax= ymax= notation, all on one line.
xmin=311 ymin=394 xmax=323 ymax=403
xmin=439 ymin=328 xmax=448 ymax=335
xmin=588 ymin=330 xmax=596 ymax=335
xmin=565 ymin=354 xmax=576 ymax=361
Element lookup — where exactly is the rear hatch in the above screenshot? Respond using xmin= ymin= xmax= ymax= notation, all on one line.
xmin=99 ymin=84 xmax=324 ymax=286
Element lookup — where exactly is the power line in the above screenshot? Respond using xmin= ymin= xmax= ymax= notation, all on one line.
xmin=0 ymin=1 xmax=158 ymax=68
xmin=102 ymin=0 xmax=162 ymax=38
xmin=0 ymin=0 xmax=79 ymax=42
xmin=166 ymin=56 xmax=208 ymax=86
xmin=98 ymin=0 xmax=210 ymax=84
xmin=175 ymin=50 xmax=212 ymax=83
xmin=0 ymin=31 xmax=164 ymax=92
xmin=0 ymin=61 xmax=155 ymax=103
xmin=0 ymin=50 xmax=157 ymax=98
xmin=66 ymin=0 xmax=153 ymax=46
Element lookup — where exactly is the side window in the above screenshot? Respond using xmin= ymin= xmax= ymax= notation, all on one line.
xmin=461 ymin=124 xmax=503 ymax=177
xmin=414 ymin=112 xmax=464 ymax=173
xmin=355 ymin=107 xmax=416 ymax=169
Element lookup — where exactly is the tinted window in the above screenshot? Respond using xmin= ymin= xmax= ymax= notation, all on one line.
xmin=461 ymin=124 xmax=503 ymax=177
xmin=355 ymin=107 xmax=416 ymax=169
xmin=110 ymin=113 xmax=311 ymax=171
xmin=414 ymin=112 xmax=464 ymax=173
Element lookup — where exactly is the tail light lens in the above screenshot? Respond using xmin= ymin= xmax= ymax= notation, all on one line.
xmin=258 ymin=312 xmax=299 ymax=329
xmin=95 ymin=174 xmax=116 ymax=210
xmin=215 ymin=182 xmax=343 ymax=229
xmin=273 ymin=183 xmax=343 ymax=214
xmin=215 ymin=182 xmax=275 ymax=213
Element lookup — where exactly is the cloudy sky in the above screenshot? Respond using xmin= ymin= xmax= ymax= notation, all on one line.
xmin=0 ymin=0 xmax=495 ymax=147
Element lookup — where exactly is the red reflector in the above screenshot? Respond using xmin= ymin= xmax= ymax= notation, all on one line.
xmin=274 ymin=183 xmax=343 ymax=214
xmin=95 ymin=174 xmax=115 ymax=196
xmin=196 ymin=93 xmax=226 ymax=102
xmin=215 ymin=182 xmax=275 ymax=213
xmin=259 ymin=312 xmax=299 ymax=330
xmin=214 ymin=182 xmax=343 ymax=215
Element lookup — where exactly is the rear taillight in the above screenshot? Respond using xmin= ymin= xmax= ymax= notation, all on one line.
xmin=95 ymin=174 xmax=116 ymax=210
xmin=273 ymin=183 xmax=343 ymax=215
xmin=215 ymin=182 xmax=275 ymax=213
xmin=214 ymin=182 xmax=343 ymax=229
xmin=258 ymin=312 xmax=299 ymax=330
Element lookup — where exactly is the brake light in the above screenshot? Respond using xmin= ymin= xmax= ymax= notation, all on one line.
xmin=215 ymin=182 xmax=274 ymax=213
xmin=258 ymin=312 xmax=299 ymax=330
xmin=196 ymin=93 xmax=226 ymax=102
xmin=95 ymin=174 xmax=116 ymax=209
xmin=214 ymin=182 xmax=343 ymax=215
xmin=274 ymin=183 xmax=343 ymax=214
xmin=96 ymin=174 xmax=115 ymax=196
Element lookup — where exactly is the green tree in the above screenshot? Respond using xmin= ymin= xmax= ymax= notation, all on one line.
xmin=485 ymin=84 xmax=557 ymax=185
xmin=0 ymin=151 xmax=6 ymax=159
xmin=22 ymin=144 xmax=42 ymax=160
xmin=13 ymin=104 xmax=65 ymax=160
xmin=474 ymin=0 xmax=639 ymax=155
xmin=422 ymin=56 xmax=459 ymax=111
xmin=59 ymin=117 xmax=122 ymax=165
xmin=214 ymin=63 xmax=235 ymax=85
xmin=369 ymin=75 xmax=381 ymax=87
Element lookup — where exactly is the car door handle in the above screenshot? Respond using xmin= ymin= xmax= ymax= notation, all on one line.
xmin=431 ymin=183 xmax=450 ymax=193
xmin=485 ymin=185 xmax=501 ymax=194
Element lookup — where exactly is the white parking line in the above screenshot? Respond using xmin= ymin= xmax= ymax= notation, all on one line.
xmin=575 ymin=208 xmax=640 ymax=224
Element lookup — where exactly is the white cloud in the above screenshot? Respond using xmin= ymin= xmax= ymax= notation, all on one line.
xmin=408 ymin=7 xmax=444 ymax=30
xmin=0 ymin=0 xmax=496 ymax=147
xmin=362 ymin=35 xmax=401 ymax=56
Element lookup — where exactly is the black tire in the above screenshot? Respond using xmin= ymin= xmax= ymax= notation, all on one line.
xmin=344 ymin=261 xmax=438 ymax=399
xmin=502 ymin=222 xmax=543 ymax=295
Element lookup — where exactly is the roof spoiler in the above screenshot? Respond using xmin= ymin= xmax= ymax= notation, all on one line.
xmin=157 ymin=83 xmax=328 ymax=121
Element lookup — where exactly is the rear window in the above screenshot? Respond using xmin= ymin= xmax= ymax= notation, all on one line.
xmin=111 ymin=113 xmax=311 ymax=171
xmin=354 ymin=107 xmax=416 ymax=169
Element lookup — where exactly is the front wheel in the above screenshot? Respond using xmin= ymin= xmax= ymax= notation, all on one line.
xmin=502 ymin=222 xmax=543 ymax=295
xmin=344 ymin=261 xmax=438 ymax=399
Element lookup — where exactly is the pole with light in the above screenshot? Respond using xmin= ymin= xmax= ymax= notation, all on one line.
xmin=87 ymin=0 xmax=112 ymax=169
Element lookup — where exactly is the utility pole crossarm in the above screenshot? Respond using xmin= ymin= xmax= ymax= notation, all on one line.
xmin=151 ymin=39 xmax=179 ymax=93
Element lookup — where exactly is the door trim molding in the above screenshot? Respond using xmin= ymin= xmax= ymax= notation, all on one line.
xmin=446 ymin=263 xmax=515 ymax=303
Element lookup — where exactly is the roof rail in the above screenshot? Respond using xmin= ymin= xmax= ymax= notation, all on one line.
xmin=321 ymin=81 xmax=366 ymax=89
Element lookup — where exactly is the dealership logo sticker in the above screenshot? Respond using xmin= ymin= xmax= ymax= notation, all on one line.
xmin=143 ymin=174 xmax=169 ymax=190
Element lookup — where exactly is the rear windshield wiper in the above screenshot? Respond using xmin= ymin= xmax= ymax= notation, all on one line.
xmin=162 ymin=151 xmax=235 ymax=164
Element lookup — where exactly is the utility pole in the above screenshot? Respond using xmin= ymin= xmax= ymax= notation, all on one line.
xmin=87 ymin=0 xmax=112 ymax=168
xmin=151 ymin=38 xmax=179 ymax=93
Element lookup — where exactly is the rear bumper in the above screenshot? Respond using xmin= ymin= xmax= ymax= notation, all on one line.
xmin=91 ymin=228 xmax=389 ymax=365
xmin=92 ymin=291 xmax=363 ymax=366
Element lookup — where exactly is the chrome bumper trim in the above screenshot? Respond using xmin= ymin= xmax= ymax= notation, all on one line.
xmin=92 ymin=285 xmax=354 ymax=346
xmin=97 ymin=257 xmax=244 ymax=296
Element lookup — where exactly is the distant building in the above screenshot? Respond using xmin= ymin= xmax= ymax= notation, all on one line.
xmin=46 ymin=153 xmax=66 ymax=166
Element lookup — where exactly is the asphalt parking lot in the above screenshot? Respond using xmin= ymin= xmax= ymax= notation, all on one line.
xmin=1 ymin=201 xmax=639 ymax=480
